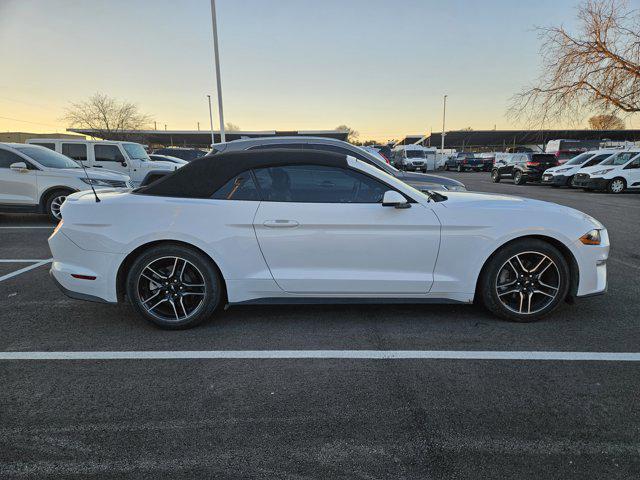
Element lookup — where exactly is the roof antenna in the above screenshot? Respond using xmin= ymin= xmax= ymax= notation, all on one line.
xmin=79 ymin=159 xmax=101 ymax=203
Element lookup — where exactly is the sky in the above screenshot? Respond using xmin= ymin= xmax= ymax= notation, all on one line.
xmin=0 ymin=0 xmax=635 ymax=141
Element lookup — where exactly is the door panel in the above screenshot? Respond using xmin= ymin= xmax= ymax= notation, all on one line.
xmin=253 ymin=202 xmax=441 ymax=294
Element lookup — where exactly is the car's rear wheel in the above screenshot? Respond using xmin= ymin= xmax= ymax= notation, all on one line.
xmin=513 ymin=171 xmax=526 ymax=185
xmin=491 ymin=170 xmax=500 ymax=183
xmin=479 ymin=239 xmax=570 ymax=322
xmin=126 ymin=244 xmax=222 ymax=329
xmin=607 ymin=178 xmax=626 ymax=194
xmin=45 ymin=189 xmax=72 ymax=222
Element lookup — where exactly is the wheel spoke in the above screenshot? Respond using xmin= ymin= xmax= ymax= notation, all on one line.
xmin=530 ymin=255 xmax=550 ymax=273
xmin=498 ymin=288 xmax=519 ymax=297
xmin=538 ymin=280 xmax=559 ymax=291
xmin=169 ymin=300 xmax=180 ymax=321
xmin=144 ymin=266 xmax=167 ymax=280
xmin=179 ymin=260 xmax=188 ymax=281
xmin=169 ymin=257 xmax=179 ymax=278
xmin=514 ymin=255 xmax=529 ymax=273
xmin=178 ymin=297 xmax=188 ymax=318
xmin=147 ymin=297 xmax=168 ymax=312
xmin=518 ymin=292 xmax=524 ymax=313
xmin=140 ymin=273 xmax=161 ymax=288
xmin=533 ymin=289 xmax=555 ymax=299
xmin=141 ymin=290 xmax=161 ymax=305
xmin=527 ymin=292 xmax=533 ymax=314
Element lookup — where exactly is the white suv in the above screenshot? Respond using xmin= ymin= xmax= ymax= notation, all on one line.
xmin=26 ymin=139 xmax=180 ymax=186
xmin=0 ymin=143 xmax=130 ymax=221
xmin=572 ymin=150 xmax=640 ymax=193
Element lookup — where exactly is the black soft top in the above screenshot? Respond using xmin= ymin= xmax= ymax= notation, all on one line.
xmin=135 ymin=149 xmax=349 ymax=198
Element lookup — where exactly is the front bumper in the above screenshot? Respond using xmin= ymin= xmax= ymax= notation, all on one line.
xmin=541 ymin=174 xmax=570 ymax=186
xmin=572 ymin=176 xmax=609 ymax=190
xmin=573 ymin=230 xmax=609 ymax=297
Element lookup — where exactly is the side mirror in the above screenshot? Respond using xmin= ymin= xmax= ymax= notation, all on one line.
xmin=10 ymin=162 xmax=28 ymax=172
xmin=382 ymin=190 xmax=410 ymax=209
xmin=115 ymin=154 xmax=127 ymax=166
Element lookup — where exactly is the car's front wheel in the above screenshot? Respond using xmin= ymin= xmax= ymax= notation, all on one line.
xmin=44 ymin=189 xmax=72 ymax=222
xmin=607 ymin=178 xmax=626 ymax=194
xmin=126 ymin=244 xmax=223 ymax=329
xmin=479 ymin=239 xmax=570 ymax=322
xmin=491 ymin=170 xmax=500 ymax=183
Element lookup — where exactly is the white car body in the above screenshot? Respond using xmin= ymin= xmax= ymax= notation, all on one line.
xmin=572 ymin=150 xmax=640 ymax=192
xmin=49 ymin=156 xmax=608 ymax=308
xmin=541 ymin=150 xmax=618 ymax=186
xmin=392 ymin=145 xmax=437 ymax=171
xmin=0 ymin=143 xmax=130 ymax=217
xmin=26 ymin=139 xmax=181 ymax=186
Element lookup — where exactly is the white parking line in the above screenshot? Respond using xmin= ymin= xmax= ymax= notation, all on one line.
xmin=0 ymin=350 xmax=638 ymax=361
xmin=0 ymin=259 xmax=52 ymax=263
xmin=0 ymin=259 xmax=52 ymax=282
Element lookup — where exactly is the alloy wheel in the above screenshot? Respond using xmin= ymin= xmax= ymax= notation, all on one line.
xmin=50 ymin=195 xmax=67 ymax=220
xmin=136 ymin=256 xmax=207 ymax=323
xmin=495 ymin=251 xmax=560 ymax=315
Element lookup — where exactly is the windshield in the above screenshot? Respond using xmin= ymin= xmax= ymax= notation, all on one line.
xmin=15 ymin=146 xmax=80 ymax=169
xmin=406 ymin=150 xmax=426 ymax=158
xmin=600 ymin=151 xmax=640 ymax=166
xmin=123 ymin=143 xmax=150 ymax=161
xmin=564 ymin=152 xmax=594 ymax=166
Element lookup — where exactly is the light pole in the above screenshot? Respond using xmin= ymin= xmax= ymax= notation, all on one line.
xmin=207 ymin=94 xmax=215 ymax=146
xmin=441 ymin=94 xmax=447 ymax=153
xmin=209 ymin=0 xmax=225 ymax=143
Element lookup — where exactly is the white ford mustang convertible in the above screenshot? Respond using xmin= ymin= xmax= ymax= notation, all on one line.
xmin=49 ymin=149 xmax=609 ymax=329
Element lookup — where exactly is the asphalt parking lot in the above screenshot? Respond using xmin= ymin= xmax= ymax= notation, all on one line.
xmin=0 ymin=173 xmax=639 ymax=479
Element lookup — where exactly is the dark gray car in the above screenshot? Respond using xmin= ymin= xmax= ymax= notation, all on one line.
xmin=210 ymin=137 xmax=466 ymax=192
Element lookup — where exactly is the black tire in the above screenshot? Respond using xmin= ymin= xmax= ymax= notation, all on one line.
xmin=513 ymin=170 xmax=526 ymax=185
xmin=457 ymin=164 xmax=463 ymax=172
xmin=126 ymin=244 xmax=222 ymax=329
xmin=607 ymin=177 xmax=626 ymax=194
xmin=444 ymin=164 xmax=450 ymax=171
xmin=491 ymin=170 xmax=501 ymax=183
xmin=566 ymin=175 xmax=575 ymax=187
xmin=479 ymin=239 xmax=570 ymax=322
xmin=44 ymin=189 xmax=73 ymax=223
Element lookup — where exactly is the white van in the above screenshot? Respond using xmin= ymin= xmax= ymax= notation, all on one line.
xmin=391 ymin=145 xmax=437 ymax=172
xmin=26 ymin=139 xmax=181 ymax=186
xmin=572 ymin=150 xmax=640 ymax=193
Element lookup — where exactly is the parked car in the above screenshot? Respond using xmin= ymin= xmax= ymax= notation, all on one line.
xmin=371 ymin=144 xmax=392 ymax=164
xmin=148 ymin=154 xmax=188 ymax=165
xmin=545 ymin=139 xmax=600 ymax=164
xmin=152 ymin=148 xmax=206 ymax=162
xmin=444 ymin=152 xmax=485 ymax=172
xmin=391 ymin=145 xmax=436 ymax=172
xmin=202 ymin=136 xmax=466 ymax=192
xmin=541 ymin=150 xmax=616 ymax=187
xmin=50 ymin=149 xmax=608 ymax=329
xmin=475 ymin=153 xmax=496 ymax=171
xmin=0 ymin=143 xmax=130 ymax=221
xmin=491 ymin=153 xmax=558 ymax=185
xmin=27 ymin=139 xmax=180 ymax=186
xmin=572 ymin=150 xmax=640 ymax=193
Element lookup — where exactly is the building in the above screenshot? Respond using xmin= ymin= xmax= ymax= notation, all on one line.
xmin=416 ymin=129 xmax=640 ymax=151
xmin=67 ymin=129 xmax=349 ymax=148
xmin=0 ymin=132 xmax=84 ymax=143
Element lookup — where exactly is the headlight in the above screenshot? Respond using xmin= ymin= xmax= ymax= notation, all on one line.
xmin=579 ymin=229 xmax=602 ymax=245
xmin=80 ymin=178 xmax=113 ymax=187
xmin=591 ymin=168 xmax=614 ymax=176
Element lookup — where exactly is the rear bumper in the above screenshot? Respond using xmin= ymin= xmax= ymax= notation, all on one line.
xmin=48 ymin=229 xmax=121 ymax=303
xmin=572 ymin=176 xmax=609 ymax=190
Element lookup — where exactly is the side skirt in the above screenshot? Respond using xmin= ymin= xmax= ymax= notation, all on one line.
xmin=229 ymin=297 xmax=467 ymax=306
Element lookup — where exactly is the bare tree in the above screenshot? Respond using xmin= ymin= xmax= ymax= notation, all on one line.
xmin=225 ymin=122 xmax=241 ymax=131
xmin=510 ymin=0 xmax=640 ymax=125
xmin=588 ymin=113 xmax=625 ymax=128
xmin=335 ymin=124 xmax=359 ymax=143
xmin=64 ymin=93 xmax=152 ymax=138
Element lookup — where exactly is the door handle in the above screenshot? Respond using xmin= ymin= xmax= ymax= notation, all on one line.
xmin=263 ymin=220 xmax=299 ymax=228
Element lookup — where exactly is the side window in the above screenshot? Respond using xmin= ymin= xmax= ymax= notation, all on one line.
xmin=626 ymin=157 xmax=640 ymax=169
xmin=211 ymin=173 xmax=259 ymax=200
xmin=306 ymin=144 xmax=373 ymax=165
xmin=253 ymin=165 xmax=388 ymax=203
xmin=0 ymin=149 xmax=26 ymax=168
xmin=62 ymin=143 xmax=87 ymax=161
xmin=94 ymin=145 xmax=123 ymax=162
xmin=585 ymin=154 xmax=610 ymax=167
xmin=31 ymin=142 xmax=55 ymax=151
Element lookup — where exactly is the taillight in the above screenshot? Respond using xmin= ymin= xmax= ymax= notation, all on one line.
xmin=463 ymin=159 xmax=468 ymax=164
xmin=527 ymin=161 xmax=540 ymax=167
xmin=380 ymin=153 xmax=390 ymax=164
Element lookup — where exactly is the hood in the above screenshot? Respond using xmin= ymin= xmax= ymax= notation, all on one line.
xmin=440 ymin=191 xmax=603 ymax=228
xmin=544 ymin=164 xmax=579 ymax=174
xmin=397 ymin=171 xmax=465 ymax=189
xmin=577 ymin=164 xmax=617 ymax=174
xmin=59 ymin=168 xmax=129 ymax=181
xmin=140 ymin=161 xmax=181 ymax=171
